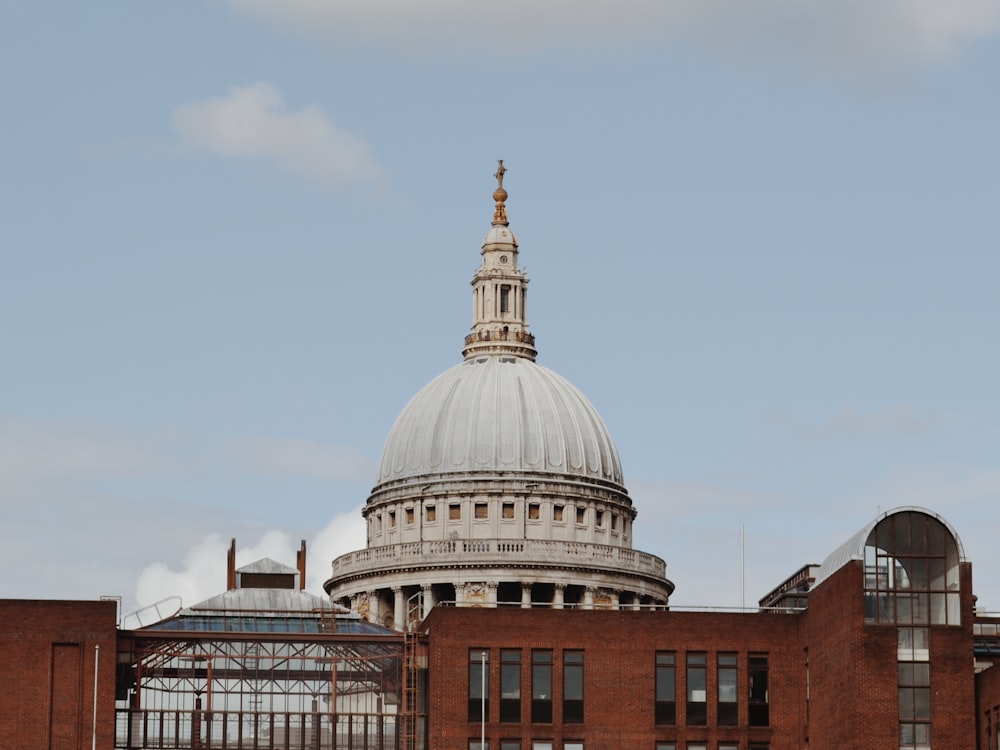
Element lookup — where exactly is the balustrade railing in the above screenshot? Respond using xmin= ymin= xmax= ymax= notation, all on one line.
xmin=332 ymin=539 xmax=665 ymax=578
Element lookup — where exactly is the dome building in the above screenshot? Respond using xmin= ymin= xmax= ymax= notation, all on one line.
xmin=324 ymin=163 xmax=673 ymax=629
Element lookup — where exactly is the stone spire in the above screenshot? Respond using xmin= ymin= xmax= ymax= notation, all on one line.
xmin=462 ymin=161 xmax=537 ymax=361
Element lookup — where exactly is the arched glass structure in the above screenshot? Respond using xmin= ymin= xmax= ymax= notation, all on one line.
xmin=863 ymin=510 xmax=962 ymax=626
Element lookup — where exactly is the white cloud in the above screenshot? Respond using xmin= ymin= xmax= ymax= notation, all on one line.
xmin=224 ymin=0 xmax=1000 ymax=73
xmin=223 ymin=435 xmax=376 ymax=482
xmin=134 ymin=529 xmax=306 ymax=609
xmin=134 ymin=533 xmax=231 ymax=611
xmin=172 ymin=82 xmax=384 ymax=186
xmin=307 ymin=508 xmax=367 ymax=592
xmin=133 ymin=507 xmax=366 ymax=612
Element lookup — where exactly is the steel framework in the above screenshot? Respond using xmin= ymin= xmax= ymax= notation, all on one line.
xmin=116 ymin=631 xmax=424 ymax=750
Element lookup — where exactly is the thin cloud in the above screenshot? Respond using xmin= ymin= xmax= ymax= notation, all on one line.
xmin=222 ymin=435 xmax=376 ymax=482
xmin=0 ymin=416 xmax=372 ymax=612
xmin=0 ymin=415 xmax=178 ymax=483
xmin=172 ymin=82 xmax=384 ymax=186
xmin=828 ymin=404 xmax=935 ymax=435
xmin=631 ymin=479 xmax=792 ymax=519
xmin=872 ymin=465 xmax=1000 ymax=515
xmin=768 ymin=403 xmax=936 ymax=439
xmin=224 ymin=0 xmax=1000 ymax=73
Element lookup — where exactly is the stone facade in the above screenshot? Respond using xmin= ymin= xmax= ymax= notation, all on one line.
xmin=324 ymin=163 xmax=673 ymax=629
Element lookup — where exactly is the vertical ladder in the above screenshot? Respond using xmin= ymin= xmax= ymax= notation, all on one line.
xmin=400 ymin=632 xmax=421 ymax=750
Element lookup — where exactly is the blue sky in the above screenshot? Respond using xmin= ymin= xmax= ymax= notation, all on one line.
xmin=2 ymin=1 xmax=999 ymax=615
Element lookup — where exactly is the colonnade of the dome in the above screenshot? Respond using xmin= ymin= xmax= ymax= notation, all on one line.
xmin=333 ymin=574 xmax=671 ymax=632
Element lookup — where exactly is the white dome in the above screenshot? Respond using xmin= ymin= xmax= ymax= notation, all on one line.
xmin=376 ymin=354 xmax=625 ymax=489
xmin=483 ymin=224 xmax=517 ymax=247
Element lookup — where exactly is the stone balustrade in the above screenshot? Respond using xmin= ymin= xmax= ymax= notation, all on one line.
xmin=331 ymin=538 xmax=666 ymax=579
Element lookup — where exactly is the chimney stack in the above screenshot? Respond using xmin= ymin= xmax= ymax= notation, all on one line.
xmin=296 ymin=540 xmax=307 ymax=590
xmin=227 ymin=539 xmax=237 ymax=590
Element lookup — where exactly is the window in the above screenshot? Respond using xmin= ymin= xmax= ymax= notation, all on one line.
xmin=749 ymin=654 xmax=769 ymax=727
xmin=863 ymin=511 xmax=961 ymax=625
xmin=655 ymin=652 xmax=676 ymax=725
xmin=686 ymin=653 xmax=707 ymax=726
xmin=500 ymin=285 xmax=511 ymax=313
xmin=685 ymin=744 xmax=706 ymax=750
xmin=405 ymin=507 xmax=414 ymax=525
xmin=532 ymin=650 xmax=553 ymax=723
xmin=469 ymin=742 xmax=489 ymax=750
xmin=501 ymin=650 xmax=521 ymax=723
xmin=717 ymin=653 xmax=738 ymax=726
xmin=469 ymin=649 xmax=490 ymax=723
xmin=563 ymin=651 xmax=584 ymax=723
xmin=611 ymin=514 xmax=618 ymax=531
xmin=576 ymin=507 xmax=586 ymax=524
xmin=898 ymin=666 xmax=931 ymax=720
xmin=899 ymin=637 xmax=932 ymax=749
xmin=655 ymin=744 xmax=676 ymax=750
xmin=719 ymin=745 xmax=739 ymax=750
xmin=475 ymin=503 xmax=489 ymax=520
xmin=531 ymin=743 xmax=552 ymax=750
xmin=898 ymin=627 xmax=930 ymax=662
xmin=564 ymin=743 xmax=583 ymax=750
xmin=528 ymin=503 xmax=540 ymax=520
xmin=596 ymin=510 xmax=605 ymax=527
xmin=900 ymin=722 xmax=931 ymax=749
xmin=389 ymin=510 xmax=396 ymax=527
xmin=503 ymin=502 xmax=515 ymax=519
xmin=553 ymin=505 xmax=564 ymax=522
xmin=499 ymin=742 xmax=520 ymax=750
xmin=450 ymin=504 xmax=462 ymax=521
xmin=426 ymin=505 xmax=436 ymax=522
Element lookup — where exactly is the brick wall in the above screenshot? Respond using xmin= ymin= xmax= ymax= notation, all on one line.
xmin=976 ymin=655 xmax=1000 ymax=749
xmin=0 ymin=599 xmax=118 ymax=750
xmin=424 ymin=563 xmax=980 ymax=750
xmin=801 ymin=561 xmax=976 ymax=750
xmin=424 ymin=606 xmax=803 ymax=750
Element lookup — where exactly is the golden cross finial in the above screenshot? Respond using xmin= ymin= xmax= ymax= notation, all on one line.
xmin=492 ymin=160 xmax=509 ymax=225
xmin=494 ymin=160 xmax=506 ymax=189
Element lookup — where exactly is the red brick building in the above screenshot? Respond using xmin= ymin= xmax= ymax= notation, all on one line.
xmin=0 ymin=599 xmax=118 ymax=750
xmin=422 ymin=507 xmax=985 ymax=750
xmin=4 ymin=506 xmax=1000 ymax=750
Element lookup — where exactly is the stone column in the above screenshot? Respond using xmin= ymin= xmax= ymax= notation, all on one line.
xmin=421 ymin=584 xmax=436 ymax=619
xmin=521 ymin=583 xmax=532 ymax=609
xmin=487 ymin=582 xmax=498 ymax=608
xmin=367 ymin=591 xmax=380 ymax=624
xmin=456 ymin=582 xmax=467 ymax=607
xmin=553 ymin=583 xmax=566 ymax=610
xmin=583 ymin=586 xmax=595 ymax=610
xmin=611 ymin=589 xmax=621 ymax=610
xmin=393 ymin=587 xmax=405 ymax=631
